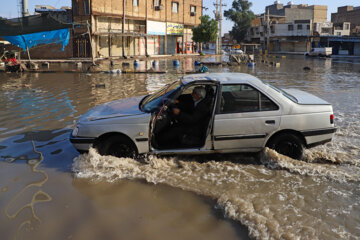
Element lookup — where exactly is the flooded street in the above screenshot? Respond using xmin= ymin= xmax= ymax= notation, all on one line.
xmin=0 ymin=56 xmax=359 ymax=240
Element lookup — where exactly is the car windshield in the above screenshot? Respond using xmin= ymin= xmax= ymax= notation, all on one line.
xmin=263 ymin=82 xmax=298 ymax=103
xmin=140 ymin=80 xmax=183 ymax=112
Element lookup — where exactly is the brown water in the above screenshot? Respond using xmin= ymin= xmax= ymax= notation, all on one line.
xmin=0 ymin=56 xmax=359 ymax=240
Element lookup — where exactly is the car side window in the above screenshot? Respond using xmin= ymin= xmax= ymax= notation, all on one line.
xmin=220 ymin=84 xmax=279 ymax=114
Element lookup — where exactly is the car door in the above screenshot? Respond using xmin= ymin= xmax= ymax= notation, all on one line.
xmin=213 ymin=83 xmax=281 ymax=151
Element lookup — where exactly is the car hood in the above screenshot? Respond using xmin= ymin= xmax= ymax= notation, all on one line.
xmin=283 ymin=89 xmax=330 ymax=105
xmin=80 ymin=95 xmax=145 ymax=122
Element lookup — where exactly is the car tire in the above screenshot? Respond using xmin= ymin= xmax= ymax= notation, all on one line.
xmin=97 ymin=135 xmax=137 ymax=158
xmin=267 ymin=133 xmax=304 ymax=160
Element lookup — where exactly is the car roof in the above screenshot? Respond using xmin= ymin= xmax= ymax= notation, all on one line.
xmin=181 ymin=73 xmax=264 ymax=85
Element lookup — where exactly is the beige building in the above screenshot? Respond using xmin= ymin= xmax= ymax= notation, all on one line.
xmin=247 ymin=2 xmax=330 ymax=53
xmin=72 ymin=0 xmax=202 ymax=58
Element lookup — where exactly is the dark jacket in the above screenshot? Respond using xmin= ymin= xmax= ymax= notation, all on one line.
xmin=177 ymin=98 xmax=211 ymax=126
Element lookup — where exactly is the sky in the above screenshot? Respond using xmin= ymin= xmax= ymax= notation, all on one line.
xmin=0 ymin=0 xmax=359 ymax=35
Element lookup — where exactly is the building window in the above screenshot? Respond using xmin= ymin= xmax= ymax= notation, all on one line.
xmin=154 ymin=0 xmax=161 ymax=7
xmin=288 ymin=25 xmax=293 ymax=31
xmin=190 ymin=6 xmax=196 ymax=16
xmin=297 ymin=24 xmax=302 ymax=30
xmin=84 ymin=0 xmax=90 ymax=15
xmin=307 ymin=25 xmax=310 ymax=30
xmin=345 ymin=24 xmax=350 ymax=30
xmin=133 ymin=0 xmax=139 ymax=6
xmin=172 ymin=2 xmax=179 ymax=13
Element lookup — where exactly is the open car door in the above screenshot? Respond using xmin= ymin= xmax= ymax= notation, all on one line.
xmin=150 ymin=82 xmax=219 ymax=154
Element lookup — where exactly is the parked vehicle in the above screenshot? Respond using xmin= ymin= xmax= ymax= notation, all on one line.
xmin=304 ymin=47 xmax=332 ymax=57
xmin=70 ymin=73 xmax=336 ymax=160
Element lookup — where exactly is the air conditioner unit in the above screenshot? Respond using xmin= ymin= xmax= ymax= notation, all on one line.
xmin=190 ymin=12 xmax=196 ymax=16
xmin=155 ymin=5 xmax=164 ymax=11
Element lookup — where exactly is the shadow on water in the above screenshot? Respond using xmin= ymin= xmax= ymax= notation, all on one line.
xmin=0 ymin=129 xmax=78 ymax=172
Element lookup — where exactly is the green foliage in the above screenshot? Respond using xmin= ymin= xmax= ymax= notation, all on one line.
xmin=224 ymin=0 xmax=255 ymax=42
xmin=192 ymin=15 xmax=218 ymax=43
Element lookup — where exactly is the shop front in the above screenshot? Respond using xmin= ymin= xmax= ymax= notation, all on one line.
xmin=166 ymin=22 xmax=184 ymax=54
xmin=146 ymin=20 xmax=166 ymax=55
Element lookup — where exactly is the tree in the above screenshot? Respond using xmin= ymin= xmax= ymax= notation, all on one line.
xmin=224 ymin=0 xmax=255 ymax=43
xmin=192 ymin=15 xmax=218 ymax=46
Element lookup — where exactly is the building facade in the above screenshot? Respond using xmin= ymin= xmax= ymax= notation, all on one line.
xmin=247 ymin=2 xmax=331 ymax=53
xmin=72 ymin=0 xmax=202 ymax=59
xmin=331 ymin=6 xmax=360 ymax=36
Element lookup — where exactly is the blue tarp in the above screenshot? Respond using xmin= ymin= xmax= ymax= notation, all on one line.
xmin=2 ymin=28 xmax=70 ymax=51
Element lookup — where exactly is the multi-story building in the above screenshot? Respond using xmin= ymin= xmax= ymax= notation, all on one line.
xmin=331 ymin=6 xmax=360 ymax=36
xmin=72 ymin=0 xmax=202 ymax=58
xmin=265 ymin=1 xmax=327 ymax=23
xmin=247 ymin=1 xmax=331 ymax=53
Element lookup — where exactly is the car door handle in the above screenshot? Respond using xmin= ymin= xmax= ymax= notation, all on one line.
xmin=265 ymin=120 xmax=275 ymax=124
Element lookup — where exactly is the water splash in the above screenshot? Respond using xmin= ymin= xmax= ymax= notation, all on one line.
xmin=72 ymin=148 xmax=360 ymax=239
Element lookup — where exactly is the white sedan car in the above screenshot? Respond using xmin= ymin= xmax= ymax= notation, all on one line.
xmin=70 ymin=73 xmax=336 ymax=160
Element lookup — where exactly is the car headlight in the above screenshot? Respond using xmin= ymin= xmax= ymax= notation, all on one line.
xmin=72 ymin=127 xmax=79 ymax=137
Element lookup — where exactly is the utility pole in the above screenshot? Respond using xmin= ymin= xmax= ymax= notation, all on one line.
xmin=122 ymin=0 xmax=126 ymax=58
xmin=266 ymin=8 xmax=270 ymax=53
xmin=214 ymin=0 xmax=226 ymax=54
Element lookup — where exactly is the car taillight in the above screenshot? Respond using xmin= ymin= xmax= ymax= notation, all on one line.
xmin=330 ymin=114 xmax=334 ymax=124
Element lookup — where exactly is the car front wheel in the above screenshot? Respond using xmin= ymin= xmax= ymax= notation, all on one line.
xmin=96 ymin=135 xmax=137 ymax=158
xmin=267 ymin=133 xmax=304 ymax=160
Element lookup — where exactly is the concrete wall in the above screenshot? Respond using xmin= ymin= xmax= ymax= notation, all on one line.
xmin=265 ymin=4 xmax=327 ymax=23
xmin=285 ymin=8 xmax=313 ymax=22
xmin=311 ymin=5 xmax=327 ymax=22
xmin=272 ymin=24 xmax=310 ymax=37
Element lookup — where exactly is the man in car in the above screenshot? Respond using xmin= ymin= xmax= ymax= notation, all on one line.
xmin=157 ymin=86 xmax=211 ymax=148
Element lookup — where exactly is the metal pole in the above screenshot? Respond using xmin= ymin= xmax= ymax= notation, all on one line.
xmin=165 ymin=0 xmax=167 ymax=55
xmin=266 ymin=8 xmax=270 ymax=53
xmin=145 ymin=0 xmax=148 ymax=57
xmin=122 ymin=0 xmax=126 ymax=57
xmin=214 ymin=0 xmax=219 ymax=54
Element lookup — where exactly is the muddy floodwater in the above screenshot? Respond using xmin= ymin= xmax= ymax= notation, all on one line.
xmin=0 ymin=56 xmax=359 ymax=240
